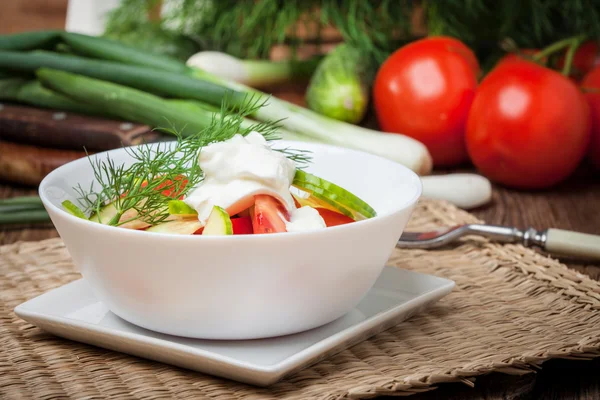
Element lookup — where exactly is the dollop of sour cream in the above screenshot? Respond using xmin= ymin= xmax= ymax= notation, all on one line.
xmin=184 ymin=131 xmax=325 ymax=231
xmin=285 ymin=206 xmax=326 ymax=232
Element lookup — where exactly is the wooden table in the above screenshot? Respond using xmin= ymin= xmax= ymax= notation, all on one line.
xmin=2 ymin=166 xmax=599 ymax=400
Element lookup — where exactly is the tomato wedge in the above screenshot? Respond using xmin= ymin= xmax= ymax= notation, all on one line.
xmin=252 ymin=195 xmax=289 ymax=234
xmin=155 ymin=175 xmax=188 ymax=199
xmin=316 ymin=208 xmax=355 ymax=227
xmin=139 ymin=175 xmax=188 ymax=199
xmin=231 ymin=216 xmax=253 ymax=235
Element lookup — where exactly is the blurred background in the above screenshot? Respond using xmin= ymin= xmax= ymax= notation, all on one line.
xmin=1 ymin=0 xmax=69 ymax=33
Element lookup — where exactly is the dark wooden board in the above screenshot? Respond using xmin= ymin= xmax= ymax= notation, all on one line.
xmin=0 ymin=104 xmax=158 ymax=151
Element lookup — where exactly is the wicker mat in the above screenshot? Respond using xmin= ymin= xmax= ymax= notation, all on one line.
xmin=1 ymin=200 xmax=600 ymax=399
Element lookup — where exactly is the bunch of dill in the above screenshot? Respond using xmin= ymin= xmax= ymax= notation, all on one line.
xmin=76 ymin=96 xmax=310 ymax=226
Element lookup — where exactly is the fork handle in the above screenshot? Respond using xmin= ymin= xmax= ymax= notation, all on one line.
xmin=544 ymin=229 xmax=600 ymax=261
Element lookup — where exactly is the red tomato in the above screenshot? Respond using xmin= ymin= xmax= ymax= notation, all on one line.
xmin=138 ymin=175 xmax=188 ymax=199
xmin=231 ymin=216 xmax=254 ymax=235
xmin=316 ymin=208 xmax=354 ymax=227
xmin=252 ymin=195 xmax=289 ymax=234
xmin=558 ymin=41 xmax=600 ymax=81
xmin=581 ymin=66 xmax=600 ymax=169
xmin=466 ymin=60 xmax=591 ymax=189
xmin=373 ymin=36 xmax=480 ymax=166
xmin=155 ymin=175 xmax=188 ymax=199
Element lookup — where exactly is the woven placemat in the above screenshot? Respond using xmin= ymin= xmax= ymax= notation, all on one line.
xmin=1 ymin=200 xmax=600 ymax=399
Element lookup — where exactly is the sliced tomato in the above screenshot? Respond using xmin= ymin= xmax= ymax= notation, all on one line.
xmin=231 ymin=216 xmax=253 ymax=235
xmin=252 ymin=195 xmax=289 ymax=234
xmin=193 ymin=226 xmax=204 ymax=235
xmin=225 ymin=196 xmax=255 ymax=218
xmin=128 ymin=175 xmax=188 ymax=199
xmin=154 ymin=175 xmax=188 ymax=199
xmin=316 ymin=208 xmax=355 ymax=227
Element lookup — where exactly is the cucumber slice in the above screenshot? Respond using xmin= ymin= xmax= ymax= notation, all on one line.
xmin=292 ymin=192 xmax=354 ymax=219
xmin=89 ymin=201 xmax=150 ymax=229
xmin=295 ymin=181 xmax=369 ymax=220
xmin=292 ymin=170 xmax=376 ymax=219
xmin=202 ymin=206 xmax=233 ymax=235
xmin=89 ymin=202 xmax=118 ymax=224
xmin=61 ymin=200 xmax=88 ymax=219
xmin=146 ymin=219 xmax=202 ymax=234
xmin=168 ymin=200 xmax=198 ymax=216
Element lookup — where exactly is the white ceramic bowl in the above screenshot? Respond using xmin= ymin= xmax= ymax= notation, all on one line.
xmin=39 ymin=141 xmax=422 ymax=339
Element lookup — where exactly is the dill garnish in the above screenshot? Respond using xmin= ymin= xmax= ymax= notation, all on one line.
xmin=75 ymin=95 xmax=311 ymax=226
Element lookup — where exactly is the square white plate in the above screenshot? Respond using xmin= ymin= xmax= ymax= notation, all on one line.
xmin=15 ymin=267 xmax=454 ymax=386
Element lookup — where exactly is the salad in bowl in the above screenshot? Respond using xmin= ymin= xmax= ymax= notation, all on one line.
xmin=39 ymin=102 xmax=421 ymax=339
xmin=61 ymin=129 xmax=376 ymax=236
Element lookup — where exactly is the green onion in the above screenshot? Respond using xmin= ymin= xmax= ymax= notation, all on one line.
xmin=0 ymin=77 xmax=112 ymax=118
xmin=0 ymin=50 xmax=236 ymax=101
xmin=0 ymin=49 xmax=432 ymax=173
xmin=19 ymin=80 xmax=109 ymax=117
xmin=0 ymin=197 xmax=50 ymax=225
xmin=0 ymin=196 xmax=50 ymax=225
xmin=0 ymin=30 xmax=60 ymax=51
xmin=0 ymin=78 xmax=28 ymax=100
xmin=36 ymin=68 xmax=214 ymax=137
xmin=0 ymin=196 xmax=44 ymax=207
xmin=166 ymin=99 xmax=220 ymax=113
xmin=186 ymin=51 xmax=320 ymax=87
xmin=61 ymin=32 xmax=188 ymax=74
xmin=0 ymin=210 xmax=51 ymax=225
xmin=36 ymin=69 xmax=305 ymax=141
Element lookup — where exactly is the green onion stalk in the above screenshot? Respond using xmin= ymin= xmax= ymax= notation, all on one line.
xmin=186 ymin=51 xmax=321 ymax=87
xmin=35 ymin=68 xmax=309 ymax=142
xmin=0 ymin=197 xmax=50 ymax=225
xmin=0 ymin=78 xmax=110 ymax=117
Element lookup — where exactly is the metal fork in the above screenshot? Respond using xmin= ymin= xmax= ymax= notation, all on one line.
xmin=397 ymin=224 xmax=600 ymax=261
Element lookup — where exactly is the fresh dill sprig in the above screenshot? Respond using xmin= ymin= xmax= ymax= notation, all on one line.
xmin=75 ymin=95 xmax=311 ymax=226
